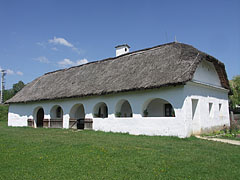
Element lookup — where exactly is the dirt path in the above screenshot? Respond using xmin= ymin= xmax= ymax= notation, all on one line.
xmin=196 ymin=136 xmax=240 ymax=146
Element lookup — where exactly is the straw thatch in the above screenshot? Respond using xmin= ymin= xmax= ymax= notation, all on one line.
xmin=6 ymin=42 xmax=229 ymax=103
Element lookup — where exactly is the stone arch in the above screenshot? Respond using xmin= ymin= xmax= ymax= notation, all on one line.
xmin=142 ymin=98 xmax=175 ymax=117
xmin=50 ymin=105 xmax=63 ymax=128
xmin=93 ymin=102 xmax=108 ymax=118
xmin=50 ymin=105 xmax=63 ymax=119
xmin=70 ymin=104 xmax=85 ymax=119
xmin=115 ymin=99 xmax=133 ymax=117
xmin=69 ymin=104 xmax=85 ymax=128
xmin=33 ymin=106 xmax=44 ymax=128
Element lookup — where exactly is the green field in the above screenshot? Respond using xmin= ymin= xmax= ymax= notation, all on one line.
xmin=0 ymin=105 xmax=8 ymax=122
xmin=0 ymin=105 xmax=240 ymax=179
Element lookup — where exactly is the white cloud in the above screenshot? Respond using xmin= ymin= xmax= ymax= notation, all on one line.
xmin=58 ymin=58 xmax=88 ymax=68
xmin=6 ymin=69 xmax=14 ymax=75
xmin=0 ymin=66 xmax=23 ymax=76
xmin=49 ymin=37 xmax=73 ymax=47
xmin=16 ymin=71 xmax=23 ymax=76
xmin=76 ymin=58 xmax=88 ymax=65
xmin=34 ymin=56 xmax=50 ymax=64
xmin=48 ymin=37 xmax=83 ymax=54
xmin=51 ymin=47 xmax=58 ymax=51
xmin=36 ymin=42 xmax=46 ymax=48
xmin=58 ymin=58 xmax=74 ymax=67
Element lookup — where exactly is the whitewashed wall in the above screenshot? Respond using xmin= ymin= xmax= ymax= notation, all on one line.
xmin=183 ymin=81 xmax=230 ymax=137
xmin=8 ymin=86 xmax=188 ymax=137
xmin=193 ymin=60 xmax=221 ymax=87
xmin=8 ymin=81 xmax=229 ymax=138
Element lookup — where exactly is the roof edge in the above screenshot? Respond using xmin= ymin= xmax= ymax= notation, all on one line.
xmin=6 ymin=82 xmax=186 ymax=104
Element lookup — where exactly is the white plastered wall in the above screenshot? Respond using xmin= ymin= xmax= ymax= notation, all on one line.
xmin=183 ymin=81 xmax=229 ymax=137
xmin=193 ymin=60 xmax=221 ymax=87
xmin=8 ymin=86 xmax=189 ymax=137
xmin=8 ymin=75 xmax=230 ymax=137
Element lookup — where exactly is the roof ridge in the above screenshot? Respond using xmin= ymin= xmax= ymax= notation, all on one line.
xmin=6 ymin=41 xmax=230 ymax=104
xmin=44 ymin=41 xmax=179 ymax=75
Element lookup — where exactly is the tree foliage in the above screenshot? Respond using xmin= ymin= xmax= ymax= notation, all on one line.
xmin=12 ymin=81 xmax=25 ymax=94
xmin=229 ymin=75 xmax=240 ymax=109
xmin=2 ymin=81 xmax=25 ymax=102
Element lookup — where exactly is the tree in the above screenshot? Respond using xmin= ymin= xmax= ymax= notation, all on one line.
xmin=229 ymin=75 xmax=240 ymax=109
xmin=3 ymin=81 xmax=25 ymax=102
xmin=3 ymin=89 xmax=14 ymax=102
xmin=12 ymin=81 xmax=25 ymax=94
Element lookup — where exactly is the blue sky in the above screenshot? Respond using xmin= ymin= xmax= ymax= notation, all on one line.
xmin=0 ymin=0 xmax=239 ymax=89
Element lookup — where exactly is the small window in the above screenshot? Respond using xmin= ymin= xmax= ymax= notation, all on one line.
xmin=56 ymin=107 xmax=62 ymax=118
xmin=219 ymin=103 xmax=222 ymax=112
xmin=209 ymin=103 xmax=213 ymax=117
xmin=98 ymin=108 xmax=101 ymax=117
xmin=192 ymin=99 xmax=199 ymax=120
xmin=165 ymin=104 xmax=175 ymax=117
xmin=125 ymin=48 xmax=127 ymax=52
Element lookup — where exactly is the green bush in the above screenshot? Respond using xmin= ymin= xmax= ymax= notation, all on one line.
xmin=115 ymin=112 xmax=121 ymax=117
xmin=229 ymin=120 xmax=240 ymax=137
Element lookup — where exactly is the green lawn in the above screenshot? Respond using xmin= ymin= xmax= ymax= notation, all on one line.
xmin=0 ymin=107 xmax=240 ymax=179
xmin=0 ymin=104 xmax=8 ymax=122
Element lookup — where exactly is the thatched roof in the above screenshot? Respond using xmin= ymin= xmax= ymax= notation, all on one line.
xmin=6 ymin=42 xmax=229 ymax=104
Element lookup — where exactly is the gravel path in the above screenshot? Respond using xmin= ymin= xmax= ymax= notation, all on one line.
xmin=196 ymin=136 xmax=240 ymax=146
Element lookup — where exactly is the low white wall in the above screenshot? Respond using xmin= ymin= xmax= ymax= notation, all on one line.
xmin=93 ymin=117 xmax=184 ymax=137
xmin=8 ymin=82 xmax=230 ymax=138
xmin=8 ymin=86 xmax=188 ymax=137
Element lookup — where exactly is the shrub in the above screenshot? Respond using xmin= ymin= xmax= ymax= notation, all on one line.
xmin=115 ymin=112 xmax=121 ymax=117
xmin=143 ymin=109 xmax=148 ymax=117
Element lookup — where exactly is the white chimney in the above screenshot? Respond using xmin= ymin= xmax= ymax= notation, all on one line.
xmin=115 ymin=44 xmax=130 ymax=57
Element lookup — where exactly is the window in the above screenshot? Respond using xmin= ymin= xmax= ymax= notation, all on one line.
xmin=165 ymin=104 xmax=175 ymax=117
xmin=219 ymin=103 xmax=222 ymax=112
xmin=56 ymin=107 xmax=62 ymax=118
xmin=191 ymin=99 xmax=199 ymax=120
xmin=125 ymin=48 xmax=127 ymax=52
xmin=209 ymin=103 xmax=213 ymax=117
xmin=209 ymin=103 xmax=213 ymax=114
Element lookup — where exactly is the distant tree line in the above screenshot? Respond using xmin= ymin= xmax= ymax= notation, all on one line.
xmin=229 ymin=75 xmax=240 ymax=110
xmin=2 ymin=81 xmax=25 ymax=102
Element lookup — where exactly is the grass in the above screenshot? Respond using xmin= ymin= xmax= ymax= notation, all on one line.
xmin=0 ymin=104 xmax=8 ymax=122
xmin=0 ymin=106 xmax=240 ymax=179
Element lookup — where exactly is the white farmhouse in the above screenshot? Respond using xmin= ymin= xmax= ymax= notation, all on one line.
xmin=7 ymin=42 xmax=230 ymax=138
